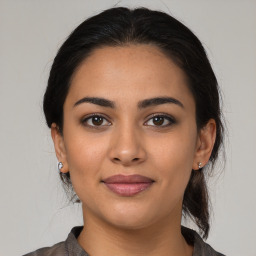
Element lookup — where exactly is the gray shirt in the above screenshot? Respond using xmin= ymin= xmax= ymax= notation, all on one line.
xmin=23 ymin=226 xmax=225 ymax=256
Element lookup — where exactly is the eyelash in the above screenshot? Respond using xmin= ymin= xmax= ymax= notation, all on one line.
xmin=81 ymin=113 xmax=176 ymax=129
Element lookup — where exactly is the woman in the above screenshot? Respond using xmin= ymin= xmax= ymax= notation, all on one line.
xmin=24 ymin=6 xmax=225 ymax=256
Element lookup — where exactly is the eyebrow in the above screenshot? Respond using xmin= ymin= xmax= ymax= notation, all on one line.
xmin=73 ymin=96 xmax=184 ymax=109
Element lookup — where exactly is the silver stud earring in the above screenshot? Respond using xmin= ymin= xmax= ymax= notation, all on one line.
xmin=198 ymin=162 xmax=202 ymax=169
xmin=58 ymin=162 xmax=63 ymax=171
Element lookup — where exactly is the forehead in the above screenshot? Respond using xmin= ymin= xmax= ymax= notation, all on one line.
xmin=66 ymin=44 xmax=195 ymax=110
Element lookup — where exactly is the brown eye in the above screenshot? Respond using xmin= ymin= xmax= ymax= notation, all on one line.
xmin=145 ymin=114 xmax=176 ymax=127
xmin=91 ymin=116 xmax=104 ymax=126
xmin=82 ymin=114 xmax=111 ymax=128
xmin=152 ymin=116 xmax=164 ymax=126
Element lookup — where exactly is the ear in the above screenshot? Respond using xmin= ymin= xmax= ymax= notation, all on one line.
xmin=193 ymin=118 xmax=216 ymax=170
xmin=51 ymin=123 xmax=69 ymax=173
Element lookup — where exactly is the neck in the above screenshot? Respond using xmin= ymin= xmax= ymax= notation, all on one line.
xmin=77 ymin=204 xmax=193 ymax=256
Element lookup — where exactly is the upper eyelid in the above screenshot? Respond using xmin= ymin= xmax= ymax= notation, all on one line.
xmin=82 ymin=113 xmax=111 ymax=122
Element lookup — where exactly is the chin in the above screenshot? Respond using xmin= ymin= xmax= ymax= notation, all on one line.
xmin=102 ymin=205 xmax=159 ymax=230
xmin=108 ymin=216 xmax=153 ymax=230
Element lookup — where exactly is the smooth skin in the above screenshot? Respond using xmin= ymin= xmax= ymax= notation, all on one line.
xmin=51 ymin=44 xmax=216 ymax=256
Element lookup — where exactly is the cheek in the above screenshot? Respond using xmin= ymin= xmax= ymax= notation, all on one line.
xmin=152 ymin=129 xmax=196 ymax=170
xmin=64 ymin=134 xmax=109 ymax=207
xmin=150 ymin=127 xmax=197 ymax=194
xmin=64 ymin=131 xmax=107 ymax=184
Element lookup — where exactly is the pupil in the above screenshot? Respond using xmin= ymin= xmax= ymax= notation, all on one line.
xmin=153 ymin=117 xmax=164 ymax=125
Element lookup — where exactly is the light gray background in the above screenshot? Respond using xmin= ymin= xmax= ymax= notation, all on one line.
xmin=0 ymin=0 xmax=255 ymax=255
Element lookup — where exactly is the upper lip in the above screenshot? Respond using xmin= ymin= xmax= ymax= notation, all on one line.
xmin=102 ymin=174 xmax=154 ymax=184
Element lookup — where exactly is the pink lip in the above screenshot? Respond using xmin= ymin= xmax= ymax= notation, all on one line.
xmin=102 ymin=174 xmax=154 ymax=196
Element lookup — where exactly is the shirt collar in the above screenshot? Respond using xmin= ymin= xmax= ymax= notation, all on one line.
xmin=65 ymin=225 xmax=214 ymax=256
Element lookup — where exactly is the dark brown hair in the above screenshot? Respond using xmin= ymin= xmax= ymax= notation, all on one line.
xmin=43 ymin=7 xmax=224 ymax=239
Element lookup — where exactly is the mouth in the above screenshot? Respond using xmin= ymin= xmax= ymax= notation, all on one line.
xmin=102 ymin=174 xmax=155 ymax=197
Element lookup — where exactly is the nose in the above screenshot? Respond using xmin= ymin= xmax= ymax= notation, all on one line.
xmin=108 ymin=124 xmax=147 ymax=166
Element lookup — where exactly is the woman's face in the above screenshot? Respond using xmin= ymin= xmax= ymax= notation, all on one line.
xmin=53 ymin=44 xmax=208 ymax=229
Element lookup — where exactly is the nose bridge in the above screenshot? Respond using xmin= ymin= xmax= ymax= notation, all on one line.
xmin=108 ymin=119 xmax=146 ymax=165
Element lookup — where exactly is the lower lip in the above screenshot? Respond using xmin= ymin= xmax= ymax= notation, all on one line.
xmin=103 ymin=182 xmax=153 ymax=196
